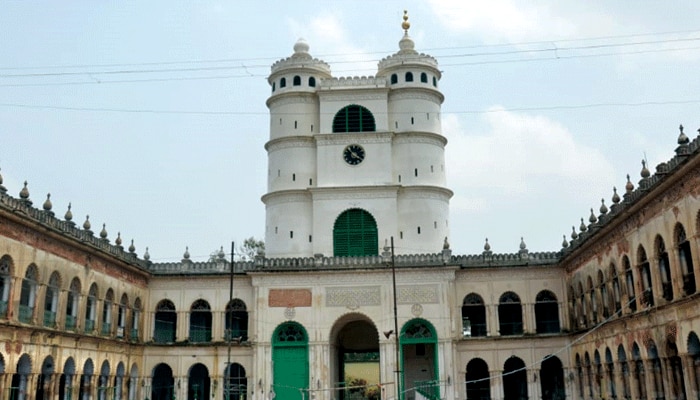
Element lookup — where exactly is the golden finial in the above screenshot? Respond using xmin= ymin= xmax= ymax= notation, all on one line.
xmin=402 ymin=10 xmax=411 ymax=33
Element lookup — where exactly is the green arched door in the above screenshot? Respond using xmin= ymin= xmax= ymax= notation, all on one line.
xmin=272 ymin=322 xmax=309 ymax=400
xmin=400 ymin=319 xmax=439 ymax=400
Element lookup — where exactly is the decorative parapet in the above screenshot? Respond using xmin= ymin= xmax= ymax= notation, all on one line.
xmin=378 ymin=52 xmax=439 ymax=71
xmin=149 ymin=259 xmax=254 ymax=275
xmin=561 ymin=129 xmax=700 ymax=256
xmin=453 ymin=251 xmax=560 ymax=268
xmin=0 ymin=190 xmax=148 ymax=270
xmin=319 ymin=76 xmax=387 ymax=89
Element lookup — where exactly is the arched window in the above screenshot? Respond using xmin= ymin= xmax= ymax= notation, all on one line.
xmin=293 ymin=75 xmax=301 ymax=86
xmin=190 ymin=299 xmax=212 ymax=343
xmin=632 ymin=343 xmax=646 ymax=399
xmin=656 ymin=235 xmax=673 ymax=301
xmin=503 ymin=357 xmax=527 ymax=400
xmin=587 ymin=276 xmax=597 ymax=323
xmin=593 ymin=351 xmax=602 ymax=397
xmin=154 ymin=299 xmax=176 ymax=343
xmin=647 ymin=342 xmax=665 ymax=399
xmin=43 ymin=272 xmax=60 ymax=327
xmin=405 ymin=72 xmax=414 ymax=82
xmin=271 ymin=82 xmax=275 ymax=92
xmin=420 ymin=72 xmax=428 ymax=83
xmin=390 ymin=73 xmax=398 ymax=84
xmin=666 ymin=340 xmax=687 ymax=399
xmin=102 ymin=288 xmax=114 ymax=336
xmin=605 ymin=348 xmax=616 ymax=399
xmin=65 ymin=278 xmax=80 ymax=331
xmin=225 ymin=363 xmax=247 ymax=400
xmin=575 ymin=354 xmax=584 ymax=398
xmin=97 ymin=360 xmax=110 ymax=400
xmin=332 ymin=105 xmax=376 ymax=133
xmin=151 ymin=363 xmax=175 ymax=400
xmin=597 ymin=270 xmax=609 ymax=319
xmin=610 ymin=263 xmax=622 ymax=315
xmin=623 ymin=256 xmax=636 ymax=312
xmin=677 ymin=223 xmax=696 ymax=295
xmin=638 ymin=246 xmax=654 ymax=306
xmin=462 ymin=293 xmax=486 ymax=337
xmin=432 ymin=76 xmax=437 ymax=87
xmin=333 ymin=209 xmax=378 ymax=257
xmin=131 ymin=298 xmax=142 ymax=342
xmin=535 ymin=290 xmax=560 ymax=333
xmin=19 ymin=264 xmax=39 ymax=324
xmin=225 ymin=298 xmax=248 ymax=342
xmin=117 ymin=294 xmax=128 ymax=338
xmin=617 ymin=345 xmax=631 ymax=400
xmin=465 ymin=358 xmax=490 ymax=400
xmin=85 ymin=283 xmax=98 ymax=333
xmin=280 ymin=77 xmax=286 ymax=88
xmin=541 ymin=355 xmax=565 ymax=400
xmin=309 ymin=76 xmax=316 ymax=87
xmin=498 ymin=292 xmax=523 ymax=335
xmin=0 ymin=256 xmax=11 ymax=319
xmin=688 ymin=332 xmax=700 ymax=396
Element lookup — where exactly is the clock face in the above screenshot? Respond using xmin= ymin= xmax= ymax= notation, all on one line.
xmin=343 ymin=144 xmax=365 ymax=165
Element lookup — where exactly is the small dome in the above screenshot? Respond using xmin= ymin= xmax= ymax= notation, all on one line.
xmin=625 ymin=174 xmax=634 ymax=194
xmin=562 ymin=235 xmax=569 ymax=248
xmin=293 ymin=38 xmax=310 ymax=55
xmin=483 ymin=238 xmax=491 ymax=252
xmin=599 ymin=198 xmax=608 ymax=215
xmin=83 ymin=215 xmax=91 ymax=230
xmin=19 ymin=181 xmax=30 ymax=199
xmin=579 ymin=218 xmax=587 ymax=232
xmin=678 ymin=124 xmax=689 ymax=145
xmin=144 ymin=247 xmax=150 ymax=261
xmin=100 ymin=223 xmax=108 ymax=239
xmin=640 ymin=160 xmax=650 ymax=178
xmin=589 ymin=208 xmax=597 ymax=223
xmin=571 ymin=226 xmax=578 ymax=240
xmin=129 ymin=239 xmax=136 ymax=253
xmin=65 ymin=203 xmax=73 ymax=221
xmin=115 ymin=232 xmax=122 ymax=246
xmin=612 ymin=187 xmax=620 ymax=204
xmin=43 ymin=193 xmax=53 ymax=211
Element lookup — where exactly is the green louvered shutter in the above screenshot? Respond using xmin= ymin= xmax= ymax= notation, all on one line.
xmin=332 ymin=105 xmax=376 ymax=133
xmin=333 ymin=209 xmax=378 ymax=257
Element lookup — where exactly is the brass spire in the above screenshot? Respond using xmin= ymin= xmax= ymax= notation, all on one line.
xmin=402 ymin=10 xmax=411 ymax=33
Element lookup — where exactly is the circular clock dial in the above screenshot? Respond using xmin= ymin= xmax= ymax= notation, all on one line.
xmin=343 ymin=144 xmax=365 ymax=165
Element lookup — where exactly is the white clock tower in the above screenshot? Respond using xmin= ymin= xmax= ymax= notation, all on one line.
xmin=263 ymin=12 xmax=452 ymax=258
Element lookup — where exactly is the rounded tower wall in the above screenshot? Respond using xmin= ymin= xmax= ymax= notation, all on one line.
xmin=266 ymin=137 xmax=317 ymax=192
xmin=396 ymin=187 xmax=451 ymax=254
xmin=263 ymin=191 xmax=313 ymax=258
xmin=267 ymin=94 xmax=320 ymax=140
xmin=393 ymin=133 xmax=447 ymax=187
xmin=388 ymin=91 xmax=443 ymax=134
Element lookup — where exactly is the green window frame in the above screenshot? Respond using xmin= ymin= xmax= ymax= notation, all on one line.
xmin=332 ymin=105 xmax=376 ymax=133
xmin=333 ymin=209 xmax=378 ymax=257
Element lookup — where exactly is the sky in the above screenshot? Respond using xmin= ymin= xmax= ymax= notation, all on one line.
xmin=1 ymin=1 xmax=699 ymax=262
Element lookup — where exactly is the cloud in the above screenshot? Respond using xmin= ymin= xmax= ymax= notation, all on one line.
xmin=444 ymin=108 xmax=616 ymax=212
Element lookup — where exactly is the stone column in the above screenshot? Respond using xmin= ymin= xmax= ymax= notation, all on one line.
xmin=681 ymin=356 xmax=697 ymax=400
xmin=627 ymin=362 xmax=640 ymax=400
xmin=25 ymin=373 xmax=38 ymax=400
xmin=491 ymin=370 xmax=503 ymax=400
xmin=0 ymin=373 xmax=11 ymax=400
xmin=643 ymin=360 xmax=655 ymax=400
xmin=487 ymin=305 xmax=498 ymax=336
xmin=612 ymin=363 xmax=626 ymax=399
xmin=528 ymin=368 xmax=540 ymax=400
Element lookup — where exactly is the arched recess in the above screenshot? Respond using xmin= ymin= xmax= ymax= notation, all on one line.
xmin=604 ymin=348 xmax=616 ymax=399
xmin=272 ymin=321 xmax=309 ymax=400
xmin=688 ymin=332 xmax=700 ymax=396
xmin=79 ymin=359 xmax=95 ymax=400
xmin=37 ymin=355 xmax=55 ymax=400
xmin=655 ymin=235 xmax=673 ymax=301
xmin=638 ymin=245 xmax=654 ymax=306
xmin=188 ymin=363 xmax=210 ymax=400
xmin=117 ymin=293 xmax=128 ymax=338
xmin=503 ymin=356 xmax=527 ymax=400
xmin=666 ymin=340 xmax=686 ymax=399
xmin=131 ymin=297 xmax=142 ymax=342
xmin=540 ymin=355 xmax=565 ymax=400
xmin=332 ymin=104 xmax=376 ymax=133
xmin=129 ymin=363 xmax=139 ymax=400
xmin=329 ymin=313 xmax=380 ymax=400
xmin=151 ymin=363 xmax=175 ymax=400
xmin=623 ymin=256 xmax=637 ymax=312
xmin=189 ymin=299 xmax=212 ymax=343
xmin=597 ymin=270 xmax=609 ymax=318
xmin=66 ymin=278 xmax=81 ymax=331
xmin=102 ymin=288 xmax=114 ymax=336
xmin=60 ymin=357 xmax=76 ymax=400
xmin=462 ymin=293 xmax=486 ymax=337
xmin=154 ymin=299 xmax=176 ymax=343
xmin=333 ymin=209 xmax=378 ymax=257
xmin=593 ymin=351 xmax=602 ymax=397
xmin=85 ymin=283 xmax=99 ymax=333
xmin=98 ymin=360 xmax=111 ymax=400
xmin=498 ymin=292 xmax=523 ymax=335
xmin=19 ymin=264 xmax=39 ymax=324
xmin=115 ymin=362 xmax=126 ymax=400
xmin=0 ymin=255 xmax=13 ymax=319
xmin=400 ymin=318 xmax=439 ymax=400
xmin=632 ymin=343 xmax=647 ymax=399
xmin=535 ymin=290 xmax=560 ymax=334
xmin=465 ymin=358 xmax=490 ymax=400
xmin=610 ymin=263 xmax=622 ymax=315
xmin=43 ymin=271 xmax=60 ymax=327
xmin=617 ymin=345 xmax=631 ymax=400
xmin=647 ymin=341 xmax=665 ymax=399
xmin=225 ymin=363 xmax=247 ymax=400
xmin=225 ymin=298 xmax=248 ymax=342
xmin=10 ymin=354 xmax=32 ymax=400
xmin=676 ymin=223 xmax=696 ymax=295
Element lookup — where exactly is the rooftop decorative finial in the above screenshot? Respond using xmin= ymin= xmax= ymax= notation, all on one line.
xmin=599 ymin=198 xmax=608 ymax=215
xmin=402 ymin=10 xmax=411 ymax=33
xmin=65 ymin=202 xmax=73 ymax=222
xmin=612 ymin=187 xmax=620 ymax=204
xmin=43 ymin=193 xmax=53 ymax=212
xmin=183 ymin=246 xmax=190 ymax=260
xmin=579 ymin=218 xmax=587 ymax=232
xmin=100 ymin=223 xmax=108 ymax=240
xmin=0 ymin=167 xmax=6 ymax=194
xmin=83 ymin=215 xmax=91 ymax=231
xmin=640 ymin=159 xmax=650 ymax=178
xmin=625 ymin=174 xmax=634 ymax=194
xmin=678 ymin=124 xmax=689 ymax=145
xmin=129 ymin=239 xmax=136 ymax=253
xmin=144 ymin=247 xmax=150 ymax=261
xmin=483 ymin=238 xmax=491 ymax=252
xmin=562 ymin=235 xmax=569 ymax=248
xmin=443 ymin=236 xmax=450 ymax=250
xmin=589 ymin=208 xmax=598 ymax=224
xmin=115 ymin=232 xmax=122 ymax=247
xmin=571 ymin=226 xmax=578 ymax=240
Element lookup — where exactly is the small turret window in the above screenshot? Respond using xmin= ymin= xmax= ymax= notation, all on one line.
xmin=293 ymin=76 xmax=301 ymax=86
xmin=332 ymin=105 xmax=376 ymax=133
xmin=405 ymin=72 xmax=414 ymax=82
xmin=390 ymin=74 xmax=398 ymax=84
xmin=309 ymin=77 xmax=316 ymax=87
xmin=272 ymin=82 xmax=276 ymax=92
xmin=420 ymin=72 xmax=428 ymax=83
xmin=432 ymin=77 xmax=437 ymax=87
xmin=280 ymin=77 xmax=287 ymax=88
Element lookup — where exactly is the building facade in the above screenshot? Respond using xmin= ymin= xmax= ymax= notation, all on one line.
xmin=1 ymin=14 xmax=700 ymax=400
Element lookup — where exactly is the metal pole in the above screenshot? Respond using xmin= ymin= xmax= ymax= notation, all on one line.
xmin=227 ymin=241 xmax=235 ymax=400
xmin=391 ymin=237 xmax=401 ymax=400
